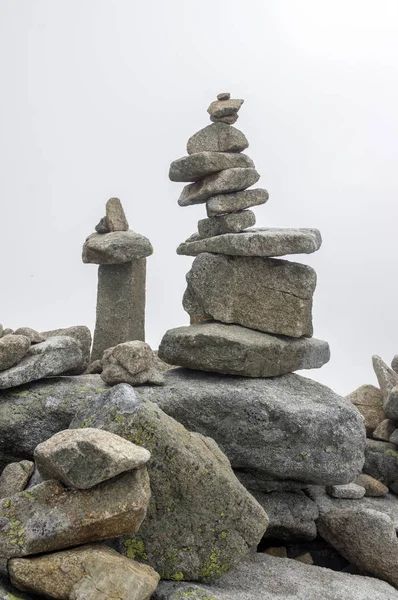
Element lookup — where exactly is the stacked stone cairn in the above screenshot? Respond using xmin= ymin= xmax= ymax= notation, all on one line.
xmin=159 ymin=93 xmax=330 ymax=377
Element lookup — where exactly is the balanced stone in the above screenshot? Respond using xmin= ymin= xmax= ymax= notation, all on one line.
xmin=34 ymin=428 xmax=150 ymax=489
xmin=105 ymin=197 xmax=129 ymax=231
xmin=197 ymin=210 xmax=255 ymax=238
xmin=183 ymin=254 xmax=316 ymax=337
xmin=211 ymin=113 xmax=239 ymax=124
xmin=346 ymin=384 xmax=385 ymax=436
xmin=177 ymin=227 xmax=322 ymax=257
xmin=101 ymin=341 xmax=164 ymax=386
xmin=207 ymin=188 xmax=269 ymax=216
xmin=169 ymin=151 xmax=254 ymax=182
xmin=178 ymin=167 xmax=260 ymax=206
xmin=326 ymin=483 xmax=366 ymax=499
xmin=41 ymin=325 xmax=92 ymax=375
xmin=217 ymin=93 xmax=230 ymax=100
xmin=158 ymin=323 xmax=330 ymax=377
xmin=95 ymin=216 xmax=109 ymax=233
xmin=187 ymin=122 xmax=249 ymax=154
xmin=363 ymin=439 xmax=398 ymax=493
xmin=0 ymin=461 xmax=34 ymax=499
xmin=372 ymin=355 xmax=398 ymax=401
xmin=207 ymin=98 xmax=244 ymax=119
xmin=13 ymin=328 xmax=44 ymax=344
xmin=82 ymin=231 xmax=153 ymax=264
xmin=0 ymin=335 xmax=30 ymax=372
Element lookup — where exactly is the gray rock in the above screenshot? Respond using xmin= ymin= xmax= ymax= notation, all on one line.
xmin=0 ymin=374 xmax=106 ymax=469
xmin=373 ymin=418 xmax=397 ymax=441
xmin=187 ymin=123 xmax=249 ymax=155
xmin=0 ymin=336 xmax=30 ymax=373
xmin=70 ymin=384 xmax=268 ymax=581
xmin=0 ymin=461 xmax=34 ymax=499
xmin=346 ymin=384 xmax=385 ymax=436
xmin=13 ymin=329 xmax=44 ymax=344
xmin=326 ymin=483 xmax=365 ymax=499
xmin=100 ymin=341 xmax=164 ymax=386
xmin=41 ymin=326 xmax=92 ymax=374
xmin=105 ymin=197 xmax=129 ymax=232
xmin=82 ymin=231 xmax=153 ymax=264
xmin=392 ymin=354 xmax=398 ymax=373
xmin=372 ymin=354 xmax=398 ymax=401
xmin=133 ymin=369 xmax=365 ymax=486
xmin=0 ymin=578 xmax=36 ymax=600
xmin=211 ymin=113 xmax=239 ymax=124
xmin=0 ymin=337 xmax=83 ymax=390
xmin=169 ymin=151 xmax=254 ymax=182
xmin=390 ymin=428 xmax=398 ymax=445
xmin=363 ymin=439 xmax=398 ymax=493
xmin=317 ymin=507 xmax=398 ymax=588
xmin=158 ymin=323 xmax=330 ymax=377
xmin=183 ymin=254 xmax=316 ymax=338
xmin=0 ymin=329 xmax=13 ymax=338
xmin=354 ymin=474 xmax=389 ymax=497
xmin=217 ymin=93 xmax=230 ymax=101
xmin=384 ymin=386 xmax=398 ymax=420
xmin=207 ymin=98 xmax=244 ymax=119
xmin=234 ymin=472 xmax=308 ymax=493
xmin=34 ymin=428 xmax=150 ymax=489
xmin=85 ymin=359 xmax=102 ymax=374
xmin=197 ymin=211 xmax=255 ymax=238
xmin=178 ymin=168 xmax=260 ymax=207
xmin=207 ymin=188 xmax=269 ymax=216
xmin=177 ymin=227 xmax=322 ymax=257
xmin=0 ymin=325 xmax=3 ymax=338
xmin=95 ymin=216 xmax=109 ymax=233
xmin=153 ymin=552 xmax=398 ymax=600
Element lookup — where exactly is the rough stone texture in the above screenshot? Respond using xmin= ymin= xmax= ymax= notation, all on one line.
xmin=326 ymin=483 xmax=365 ymax=499
xmin=384 ymin=386 xmax=398 ymax=420
xmin=183 ymin=254 xmax=316 ymax=338
xmin=392 ymin=354 xmax=398 ymax=373
xmin=85 ymin=359 xmax=102 ymax=374
xmin=207 ymin=188 xmax=269 ymax=216
xmin=158 ymin=323 xmax=330 ymax=377
xmin=207 ymin=98 xmax=244 ymax=118
xmin=169 ymin=152 xmax=254 ymax=182
xmin=0 ymin=336 xmax=30 ymax=373
xmin=134 ymin=369 xmax=365 ymax=485
xmin=13 ymin=329 xmax=44 ymax=344
xmin=363 ymin=439 xmax=398 ymax=493
xmin=41 ymin=326 xmax=92 ymax=375
xmin=317 ymin=507 xmax=398 ymax=588
xmin=0 ymin=461 xmax=34 ymax=499
xmin=346 ymin=384 xmax=385 ymax=436
xmin=70 ymin=384 xmax=268 ymax=582
xmin=9 ymin=544 xmax=159 ymax=600
xmin=373 ymin=418 xmax=397 ymax=441
xmin=0 ymin=578 xmax=36 ymax=600
xmin=1 ymin=329 xmax=13 ymax=338
xmin=217 ymin=93 xmax=230 ymax=101
xmin=178 ymin=168 xmax=260 ymax=206
xmin=252 ymin=491 xmax=319 ymax=541
xmin=234 ymin=473 xmax=308 ymax=493
xmin=187 ymin=123 xmax=249 ymax=155
xmin=153 ymin=552 xmax=398 ymax=600
xmin=95 ymin=216 xmax=109 ymax=233
xmin=210 ymin=113 xmax=239 ymax=124
xmin=82 ymin=231 xmax=153 ymax=264
xmin=389 ymin=428 xmax=398 ymax=445
xmin=101 ymin=341 xmax=164 ymax=386
xmin=177 ymin=227 xmax=322 ymax=257
xmin=0 ymin=337 xmax=83 ymax=390
xmin=372 ymin=354 xmax=398 ymax=401
xmin=354 ymin=474 xmax=389 ymax=497
xmin=197 ymin=211 xmax=256 ymax=238
xmin=91 ymin=261 xmax=146 ymax=362
xmin=34 ymin=428 xmax=150 ymax=489
xmin=0 ymin=468 xmax=150 ymax=558
xmin=105 ymin=197 xmax=129 ymax=232
xmin=0 ymin=374 xmax=106 ymax=469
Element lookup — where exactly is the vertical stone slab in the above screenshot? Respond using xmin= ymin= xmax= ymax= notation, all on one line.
xmin=91 ymin=259 xmax=146 ymax=361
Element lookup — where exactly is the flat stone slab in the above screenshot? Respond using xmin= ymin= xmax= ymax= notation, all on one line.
xmin=177 ymin=227 xmax=322 ymax=257
xmin=197 ymin=210 xmax=255 ymax=238
xmin=187 ymin=123 xmax=249 ymax=155
xmin=178 ymin=167 xmax=260 ymax=206
xmin=158 ymin=323 xmax=330 ymax=377
xmin=82 ymin=231 xmax=153 ymax=264
xmin=207 ymin=98 xmax=244 ymax=118
xmin=207 ymin=188 xmax=269 ymax=216
xmin=169 ymin=151 xmax=253 ymax=182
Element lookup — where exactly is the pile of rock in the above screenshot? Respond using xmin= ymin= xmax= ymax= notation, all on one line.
xmin=159 ymin=93 xmax=330 ymax=377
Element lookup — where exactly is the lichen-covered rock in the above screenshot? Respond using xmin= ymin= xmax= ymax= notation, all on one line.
xmin=187 ymin=123 xmax=249 ymax=155
xmin=346 ymin=384 xmax=385 ymax=436
xmin=101 ymin=341 xmax=164 ymax=386
xmin=82 ymin=231 xmax=153 ymax=264
xmin=70 ymin=384 xmax=268 ymax=582
xmin=0 ymin=335 xmax=31 ymax=372
xmin=0 ymin=461 xmax=34 ymax=499
xmin=41 ymin=326 xmax=92 ymax=375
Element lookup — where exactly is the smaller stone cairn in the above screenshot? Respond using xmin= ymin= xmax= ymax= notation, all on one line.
xmin=82 ymin=198 xmax=153 ymax=362
xmin=160 ymin=93 xmax=330 ymax=377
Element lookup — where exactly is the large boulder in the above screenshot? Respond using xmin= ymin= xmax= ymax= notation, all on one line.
xmin=70 ymin=384 xmax=268 ymax=582
xmin=135 ymin=369 xmax=365 ymax=486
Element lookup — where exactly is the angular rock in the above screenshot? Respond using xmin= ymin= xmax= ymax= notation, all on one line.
xmin=0 ymin=336 xmax=30 ymax=373
xmin=85 ymin=359 xmax=102 ymax=374
xmin=392 ymin=354 xmax=398 ymax=373
xmin=70 ymin=384 xmax=268 ymax=581
xmin=372 ymin=355 xmax=398 ymax=401
xmin=363 ymin=439 xmax=398 ymax=493
xmin=82 ymin=231 xmax=153 ymax=264
xmin=158 ymin=323 xmax=330 ymax=377
xmin=217 ymin=93 xmax=230 ymax=101
xmin=152 ymin=552 xmax=398 ymax=600
xmin=326 ymin=483 xmax=365 ymax=499
xmin=373 ymin=418 xmax=397 ymax=441
xmin=178 ymin=167 xmax=260 ymax=207
xmin=169 ymin=151 xmax=254 ymax=182
xmin=9 ymin=544 xmax=159 ymax=600
xmin=34 ymin=428 xmax=150 ymax=489
xmin=354 ymin=474 xmax=389 ymax=497
xmin=0 ymin=337 xmax=83 ymax=390
xmin=207 ymin=98 xmax=244 ymax=119
xmin=13 ymin=329 xmax=44 ymax=344
xmin=187 ymin=123 xmax=249 ymax=155
xmin=0 ymin=462 xmax=34 ymax=499
xmin=101 ymin=341 xmax=164 ymax=386
xmin=210 ymin=113 xmax=239 ymax=124
xmin=105 ymin=197 xmax=129 ymax=232
xmin=384 ymin=386 xmax=398 ymax=420
xmin=346 ymin=384 xmax=385 ymax=435
xmin=95 ymin=216 xmax=110 ymax=233
xmin=0 ymin=468 xmax=150 ymax=558
xmin=317 ymin=508 xmax=398 ymax=588
xmin=41 ymin=326 xmax=92 ymax=375
xmin=197 ymin=210 xmax=255 ymax=238
xmin=177 ymin=227 xmax=322 ymax=257
xmin=133 ymin=369 xmax=365 ymax=485
xmin=207 ymin=188 xmax=269 ymax=216
xmin=183 ymin=254 xmax=316 ymax=337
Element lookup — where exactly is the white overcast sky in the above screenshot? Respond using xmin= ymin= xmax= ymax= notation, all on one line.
xmin=0 ymin=0 xmax=397 ymax=395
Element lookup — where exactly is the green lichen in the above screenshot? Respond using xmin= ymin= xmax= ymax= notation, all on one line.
xmin=198 ymin=550 xmax=229 ymax=582
xmin=78 ymin=416 xmax=94 ymax=429
xmin=170 ymin=572 xmax=184 ymax=581
xmin=8 ymin=517 xmax=25 ymax=547
xmin=386 ymin=449 xmax=398 ymax=458
xmin=2 ymin=499 xmax=11 ymax=509
xmin=220 ymin=531 xmax=227 ymax=539
xmin=124 ymin=537 xmax=148 ymax=561
xmin=76 ymin=387 xmax=90 ymax=392
xmin=21 ymin=491 xmax=35 ymax=501
xmin=300 ymin=451 xmax=309 ymax=458
xmin=9 ymin=391 xmax=29 ymax=398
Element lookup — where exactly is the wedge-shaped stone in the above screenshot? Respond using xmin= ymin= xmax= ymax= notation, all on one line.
xmin=82 ymin=231 xmax=153 ymax=264
xmin=207 ymin=98 xmax=244 ymax=118
xmin=9 ymin=544 xmax=159 ymax=600
xmin=169 ymin=152 xmax=254 ymax=182
xmin=187 ymin=123 xmax=248 ymax=154
xmin=177 ymin=227 xmax=322 ymax=257
xmin=106 ymin=197 xmax=129 ymax=232
xmin=207 ymin=188 xmax=269 ymax=216
xmin=197 ymin=211 xmax=255 ymax=238
xmin=0 ymin=461 xmax=34 ymax=499
xmin=34 ymin=428 xmax=150 ymax=489
xmin=346 ymin=384 xmax=385 ymax=436
xmin=158 ymin=323 xmax=330 ymax=377
xmin=178 ymin=168 xmax=259 ymax=206
xmin=384 ymin=386 xmax=398 ymax=420
xmin=0 ymin=468 xmax=150 ymax=558
xmin=183 ymin=254 xmax=316 ymax=337
xmin=372 ymin=355 xmax=398 ymax=402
